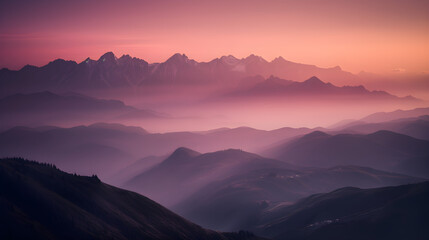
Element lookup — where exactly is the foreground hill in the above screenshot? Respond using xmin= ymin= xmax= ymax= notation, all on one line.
xmin=0 ymin=158 xmax=262 ymax=240
xmin=253 ymin=181 xmax=429 ymax=240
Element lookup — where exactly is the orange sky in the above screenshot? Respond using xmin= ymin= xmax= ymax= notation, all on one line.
xmin=1 ymin=0 xmax=428 ymax=74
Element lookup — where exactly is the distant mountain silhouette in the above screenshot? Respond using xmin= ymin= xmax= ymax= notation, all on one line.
xmin=225 ymin=76 xmax=416 ymax=101
xmin=175 ymin=165 xmax=423 ymax=232
xmin=340 ymin=115 xmax=429 ymax=141
xmin=234 ymin=76 xmax=294 ymax=95
xmin=0 ymin=158 xmax=262 ymax=240
xmin=1 ymin=52 xmax=419 ymax=108
xmin=0 ymin=123 xmax=151 ymax=178
xmin=198 ymin=126 xmax=316 ymax=153
xmin=0 ymin=124 xmax=315 ymax=181
xmin=0 ymin=91 xmax=162 ymax=129
xmin=0 ymin=91 xmax=132 ymax=112
xmin=0 ymin=52 xmax=359 ymax=95
xmin=0 ymin=52 xmax=150 ymax=95
xmin=161 ymin=147 xmax=202 ymax=164
xmin=252 ymin=181 xmax=429 ymax=240
xmin=266 ymin=130 xmax=429 ymax=177
xmin=360 ymin=107 xmax=429 ymax=123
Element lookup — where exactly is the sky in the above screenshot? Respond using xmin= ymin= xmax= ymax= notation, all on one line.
xmin=1 ymin=0 xmax=428 ymax=74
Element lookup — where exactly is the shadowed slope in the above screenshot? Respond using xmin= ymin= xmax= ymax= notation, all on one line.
xmin=253 ymin=181 xmax=429 ymax=240
xmin=0 ymin=158 xmax=262 ymax=240
xmin=174 ymin=165 xmax=423 ymax=231
xmin=124 ymin=148 xmax=292 ymax=206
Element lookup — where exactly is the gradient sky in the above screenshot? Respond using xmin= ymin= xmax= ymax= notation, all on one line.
xmin=1 ymin=0 xmax=428 ymax=74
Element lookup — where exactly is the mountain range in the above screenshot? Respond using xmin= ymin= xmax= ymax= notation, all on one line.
xmin=223 ymin=75 xmax=415 ymax=101
xmin=0 ymin=52 xmax=359 ymax=96
xmin=1 ymin=52 xmax=419 ymax=105
xmin=1 ymin=52 xmax=423 ymax=135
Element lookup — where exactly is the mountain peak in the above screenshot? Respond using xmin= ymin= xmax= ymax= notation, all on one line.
xmin=304 ymin=76 xmax=324 ymax=84
xmin=82 ymin=57 xmax=95 ymax=64
xmin=50 ymin=58 xmax=67 ymax=64
xmin=46 ymin=59 xmax=77 ymax=68
xmin=220 ymin=54 xmax=238 ymax=60
xmin=165 ymin=147 xmax=200 ymax=163
xmin=119 ymin=54 xmax=132 ymax=61
xmin=20 ymin=64 xmax=38 ymax=71
xmin=220 ymin=55 xmax=239 ymax=65
xmin=117 ymin=54 xmax=148 ymax=65
xmin=166 ymin=53 xmax=189 ymax=63
xmin=271 ymin=56 xmax=287 ymax=63
xmin=98 ymin=52 xmax=117 ymax=63
xmin=300 ymin=76 xmax=332 ymax=88
xmin=245 ymin=54 xmax=267 ymax=63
